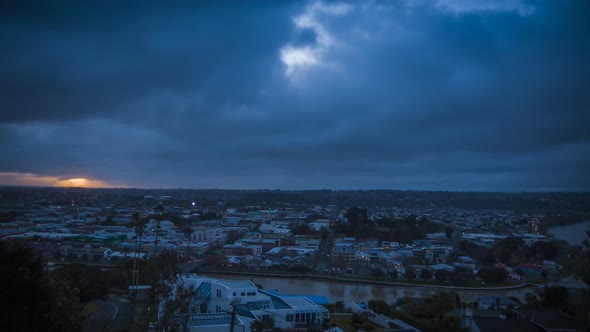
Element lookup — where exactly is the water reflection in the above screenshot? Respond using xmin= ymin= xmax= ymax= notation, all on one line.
xmin=350 ymin=285 xmax=368 ymax=300
xmin=371 ymin=287 xmax=381 ymax=299
xmin=207 ymin=273 xmax=533 ymax=304
xmin=400 ymin=290 xmax=414 ymax=299
xmin=328 ymin=283 xmax=344 ymax=297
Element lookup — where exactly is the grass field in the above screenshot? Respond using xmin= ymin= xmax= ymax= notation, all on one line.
xmin=82 ymin=303 xmax=99 ymax=316
xmin=329 ymin=314 xmax=352 ymax=330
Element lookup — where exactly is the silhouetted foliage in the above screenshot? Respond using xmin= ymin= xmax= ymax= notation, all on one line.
xmin=420 ymin=269 xmax=432 ymax=280
xmin=290 ymin=263 xmax=311 ymax=273
xmin=390 ymin=269 xmax=398 ymax=280
xmin=333 ymin=212 xmax=442 ymax=243
xmin=435 ymin=269 xmax=450 ymax=282
xmin=291 ymin=224 xmax=313 ymax=236
xmin=477 ymin=267 xmax=508 ymax=284
xmin=449 ymin=266 xmax=476 ymax=285
xmin=541 ymin=285 xmax=569 ymax=308
xmin=405 ymin=269 xmax=416 ymax=280
xmin=1 ymin=239 xmax=49 ymax=330
xmin=51 ymin=263 xmax=112 ymax=302
xmin=44 ymin=278 xmax=83 ymax=331
xmin=370 ymin=266 xmax=386 ymax=279
xmin=368 ymin=299 xmax=392 ymax=316
xmin=250 ymin=320 xmax=264 ymax=332
xmin=345 ymin=206 xmax=369 ymax=234
xmin=0 ymin=239 xmax=83 ymax=331
xmin=351 ymin=312 xmax=375 ymax=332
xmin=523 ymin=241 xmax=558 ymax=261
xmin=444 ymin=226 xmax=453 ymax=239
xmin=491 ymin=237 xmax=524 ymax=265
xmin=574 ymin=227 xmax=590 ymax=285
xmin=399 ymin=292 xmax=460 ymax=332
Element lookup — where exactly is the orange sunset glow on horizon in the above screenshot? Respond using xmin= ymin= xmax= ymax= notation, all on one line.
xmin=0 ymin=172 xmax=121 ymax=188
xmin=54 ymin=178 xmax=111 ymax=188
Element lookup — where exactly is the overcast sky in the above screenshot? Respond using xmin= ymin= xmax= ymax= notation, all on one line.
xmin=1 ymin=1 xmax=589 ymax=191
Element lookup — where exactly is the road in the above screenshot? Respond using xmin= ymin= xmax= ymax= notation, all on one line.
xmin=84 ymin=294 xmax=134 ymax=332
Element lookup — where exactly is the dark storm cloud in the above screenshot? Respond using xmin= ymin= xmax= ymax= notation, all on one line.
xmin=0 ymin=0 xmax=589 ymax=190
xmin=0 ymin=1 xmax=297 ymax=122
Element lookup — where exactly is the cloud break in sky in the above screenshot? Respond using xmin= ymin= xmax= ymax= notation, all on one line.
xmin=0 ymin=1 xmax=589 ymax=191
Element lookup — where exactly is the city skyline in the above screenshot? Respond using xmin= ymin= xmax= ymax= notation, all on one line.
xmin=1 ymin=1 xmax=589 ymax=191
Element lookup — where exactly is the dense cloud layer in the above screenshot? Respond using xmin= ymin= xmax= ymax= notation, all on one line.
xmin=1 ymin=1 xmax=589 ymax=190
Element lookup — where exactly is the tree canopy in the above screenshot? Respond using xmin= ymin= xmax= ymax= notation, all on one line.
xmin=0 ymin=239 xmax=83 ymax=331
xmin=575 ymin=227 xmax=590 ymax=285
xmin=333 ymin=208 xmax=442 ymax=243
xmin=477 ymin=267 xmax=508 ymax=284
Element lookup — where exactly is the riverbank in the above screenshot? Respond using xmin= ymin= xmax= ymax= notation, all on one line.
xmin=198 ymin=267 xmax=532 ymax=291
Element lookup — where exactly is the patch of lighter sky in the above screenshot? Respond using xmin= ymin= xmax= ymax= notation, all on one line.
xmin=280 ymin=46 xmax=318 ymax=77
xmin=433 ymin=0 xmax=536 ymax=16
xmin=280 ymin=2 xmax=352 ymax=80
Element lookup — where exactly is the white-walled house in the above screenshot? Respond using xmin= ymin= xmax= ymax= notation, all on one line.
xmin=191 ymin=227 xmax=227 ymax=244
xmin=172 ymin=274 xmax=329 ymax=331
xmin=543 ymin=260 xmax=560 ymax=271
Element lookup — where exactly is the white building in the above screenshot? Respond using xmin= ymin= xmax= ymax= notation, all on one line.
xmin=259 ymin=224 xmax=292 ymax=237
xmin=175 ymin=274 xmax=329 ymax=331
xmin=177 ymin=242 xmax=210 ymax=257
xmin=543 ymin=260 xmax=560 ymax=271
xmin=308 ymin=219 xmax=330 ymax=231
xmin=191 ymin=227 xmax=227 ymax=244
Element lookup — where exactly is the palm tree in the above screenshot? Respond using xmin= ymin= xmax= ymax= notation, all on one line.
xmin=132 ymin=212 xmax=144 ymax=294
xmin=153 ymin=218 xmax=161 ymax=256
xmin=153 ymin=205 xmax=165 ymax=256
xmin=185 ymin=227 xmax=194 ymax=258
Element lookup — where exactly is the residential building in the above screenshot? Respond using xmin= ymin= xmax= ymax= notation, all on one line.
xmin=542 ymin=260 xmax=559 ymax=271
xmin=332 ymin=242 xmax=356 ymax=267
xmin=191 ymin=227 xmax=227 ymax=244
xmin=177 ymin=242 xmax=210 ymax=257
xmin=222 ymin=243 xmax=262 ymax=256
xmin=515 ymin=263 xmax=544 ymax=276
xmin=456 ymin=256 xmax=477 ymax=269
xmin=178 ymin=274 xmax=329 ymax=331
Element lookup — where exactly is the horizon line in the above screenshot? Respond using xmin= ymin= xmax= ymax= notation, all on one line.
xmin=0 ymin=184 xmax=588 ymax=194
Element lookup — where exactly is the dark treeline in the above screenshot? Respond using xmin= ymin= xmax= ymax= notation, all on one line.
xmin=2 ymin=187 xmax=589 ymax=211
xmin=331 ymin=206 xmax=443 ymax=243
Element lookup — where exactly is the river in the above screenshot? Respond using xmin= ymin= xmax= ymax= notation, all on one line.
xmin=548 ymin=220 xmax=590 ymax=246
xmin=203 ymin=273 xmax=535 ymax=304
